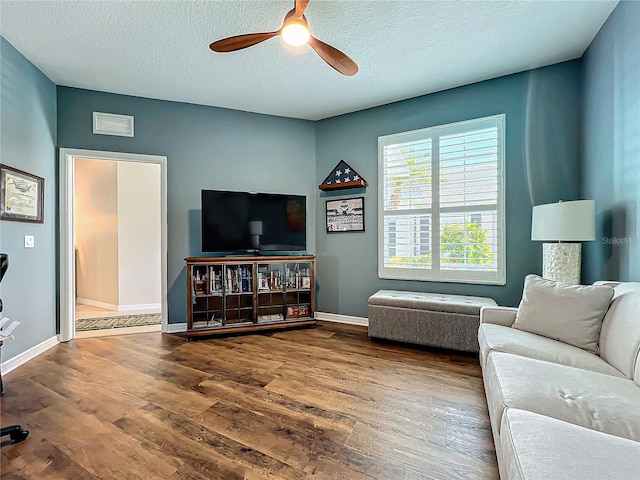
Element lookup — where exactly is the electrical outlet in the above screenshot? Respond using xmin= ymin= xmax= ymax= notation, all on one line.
xmin=24 ymin=235 xmax=35 ymax=248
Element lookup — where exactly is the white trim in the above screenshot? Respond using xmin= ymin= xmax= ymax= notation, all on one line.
xmin=59 ymin=148 xmax=170 ymax=341
xmin=59 ymin=150 xmax=75 ymax=342
xmin=378 ymin=137 xmax=384 ymax=280
xmin=166 ymin=323 xmax=188 ymax=333
xmin=1 ymin=335 xmax=59 ymax=375
xmin=75 ymin=325 xmax=160 ymax=339
xmin=117 ymin=303 xmax=162 ymax=312
xmin=76 ymin=298 xmax=119 ymax=311
xmin=374 ymin=272 xmax=508 ymax=285
xmin=496 ymin=115 xmax=507 ymax=285
xmin=315 ymin=312 xmax=368 ymax=327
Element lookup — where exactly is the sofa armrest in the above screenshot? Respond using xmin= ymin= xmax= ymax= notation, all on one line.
xmin=480 ymin=306 xmax=518 ymax=327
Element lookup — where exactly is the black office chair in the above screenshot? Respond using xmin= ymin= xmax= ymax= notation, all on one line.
xmin=0 ymin=253 xmax=29 ymax=444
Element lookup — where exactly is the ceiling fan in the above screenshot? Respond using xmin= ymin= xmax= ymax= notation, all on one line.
xmin=209 ymin=0 xmax=359 ymax=76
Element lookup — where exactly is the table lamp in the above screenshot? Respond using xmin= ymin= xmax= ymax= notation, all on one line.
xmin=531 ymin=200 xmax=595 ymax=284
xmin=249 ymin=221 xmax=263 ymax=250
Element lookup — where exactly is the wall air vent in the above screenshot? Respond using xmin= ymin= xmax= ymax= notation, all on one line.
xmin=92 ymin=112 xmax=134 ymax=137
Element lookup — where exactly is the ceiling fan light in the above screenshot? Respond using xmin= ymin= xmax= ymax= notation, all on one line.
xmin=281 ymin=22 xmax=310 ymax=47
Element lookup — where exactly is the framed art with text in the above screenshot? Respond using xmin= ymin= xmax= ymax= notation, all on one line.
xmin=326 ymin=197 xmax=364 ymax=233
xmin=0 ymin=164 xmax=45 ymax=224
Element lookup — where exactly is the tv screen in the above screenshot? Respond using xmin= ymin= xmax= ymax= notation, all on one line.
xmin=201 ymin=190 xmax=307 ymax=253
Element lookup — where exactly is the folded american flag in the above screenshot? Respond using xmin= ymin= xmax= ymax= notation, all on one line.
xmin=321 ymin=160 xmax=366 ymax=187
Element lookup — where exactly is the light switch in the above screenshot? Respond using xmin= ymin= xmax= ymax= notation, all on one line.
xmin=24 ymin=235 xmax=35 ymax=248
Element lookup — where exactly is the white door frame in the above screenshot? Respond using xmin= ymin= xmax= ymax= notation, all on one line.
xmin=59 ymin=148 xmax=169 ymax=341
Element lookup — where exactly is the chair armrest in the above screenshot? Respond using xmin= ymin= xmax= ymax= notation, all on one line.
xmin=480 ymin=306 xmax=518 ymax=327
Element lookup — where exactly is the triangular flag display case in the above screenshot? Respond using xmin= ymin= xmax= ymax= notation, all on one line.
xmin=319 ymin=160 xmax=367 ymax=191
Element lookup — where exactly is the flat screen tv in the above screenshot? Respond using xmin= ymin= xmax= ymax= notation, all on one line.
xmin=201 ymin=190 xmax=307 ymax=254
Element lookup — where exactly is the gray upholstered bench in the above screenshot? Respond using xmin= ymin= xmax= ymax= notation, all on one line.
xmin=368 ymin=290 xmax=497 ymax=353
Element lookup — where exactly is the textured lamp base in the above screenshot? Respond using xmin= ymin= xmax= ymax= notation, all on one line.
xmin=542 ymin=243 xmax=581 ymax=285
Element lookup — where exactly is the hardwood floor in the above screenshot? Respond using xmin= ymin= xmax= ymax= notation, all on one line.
xmin=0 ymin=322 xmax=498 ymax=479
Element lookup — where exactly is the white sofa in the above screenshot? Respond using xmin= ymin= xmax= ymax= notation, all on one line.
xmin=478 ymin=281 xmax=640 ymax=480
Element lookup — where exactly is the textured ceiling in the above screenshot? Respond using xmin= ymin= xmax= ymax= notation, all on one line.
xmin=0 ymin=0 xmax=617 ymax=120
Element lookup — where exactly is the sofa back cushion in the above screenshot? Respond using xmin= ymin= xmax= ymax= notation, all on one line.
xmin=513 ymin=275 xmax=614 ymax=354
xmin=598 ymin=282 xmax=640 ymax=380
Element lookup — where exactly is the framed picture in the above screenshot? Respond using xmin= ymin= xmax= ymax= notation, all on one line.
xmin=0 ymin=164 xmax=45 ymax=224
xmin=326 ymin=196 xmax=364 ymax=233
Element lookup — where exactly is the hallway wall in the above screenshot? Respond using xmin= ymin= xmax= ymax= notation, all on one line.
xmin=75 ymin=159 xmax=119 ymax=306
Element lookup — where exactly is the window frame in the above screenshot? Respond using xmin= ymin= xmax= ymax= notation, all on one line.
xmin=377 ymin=114 xmax=506 ymax=285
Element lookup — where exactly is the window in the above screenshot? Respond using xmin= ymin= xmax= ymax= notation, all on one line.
xmin=378 ymin=114 xmax=505 ymax=284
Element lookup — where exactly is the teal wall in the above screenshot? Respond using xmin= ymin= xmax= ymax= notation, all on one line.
xmin=57 ymin=87 xmax=316 ymax=324
xmin=582 ymin=0 xmax=640 ymax=283
xmin=0 ymin=37 xmax=57 ymax=360
xmin=315 ymin=61 xmax=583 ymax=316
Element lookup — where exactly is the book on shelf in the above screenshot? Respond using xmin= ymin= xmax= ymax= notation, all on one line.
xmin=258 ymin=313 xmax=284 ymax=322
xmin=207 ymin=266 xmax=223 ymax=294
xmin=270 ymin=271 xmax=281 ymax=290
xmin=287 ymin=305 xmax=299 ymax=318
xmin=208 ymin=313 xmax=222 ymax=327
xmin=194 ymin=266 xmax=207 ymax=294
xmin=241 ymin=267 xmax=250 ymax=292
xmin=194 ymin=319 xmax=222 ymax=328
xmin=298 ymin=304 xmax=310 ymax=317
xmin=221 ymin=265 xmax=254 ymax=293
xmin=285 ymin=267 xmax=311 ymax=290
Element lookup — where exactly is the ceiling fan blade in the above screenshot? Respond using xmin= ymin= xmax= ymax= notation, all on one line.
xmin=210 ymin=32 xmax=280 ymax=52
xmin=292 ymin=0 xmax=310 ymax=19
xmin=309 ymin=37 xmax=359 ymax=76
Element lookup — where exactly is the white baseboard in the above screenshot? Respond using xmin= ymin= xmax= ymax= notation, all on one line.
xmin=117 ymin=303 xmax=161 ymax=312
xmin=166 ymin=322 xmax=187 ymax=333
xmin=1 ymin=335 xmax=59 ymax=375
xmin=77 ymin=298 xmax=119 ymax=311
xmin=315 ymin=312 xmax=369 ymax=327
xmin=77 ymin=298 xmax=161 ymax=312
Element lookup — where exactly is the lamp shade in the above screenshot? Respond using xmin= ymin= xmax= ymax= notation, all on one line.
xmin=531 ymin=200 xmax=596 ymax=241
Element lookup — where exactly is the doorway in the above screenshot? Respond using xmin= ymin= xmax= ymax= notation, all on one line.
xmin=59 ymin=149 xmax=168 ymax=341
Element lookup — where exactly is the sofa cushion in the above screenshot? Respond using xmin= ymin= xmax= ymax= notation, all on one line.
xmin=478 ymin=323 xmax=625 ymax=377
xmin=499 ymin=408 xmax=640 ymax=480
xmin=513 ymin=275 xmax=614 ymax=354
xmin=597 ymin=282 xmax=640 ymax=380
xmin=484 ymin=351 xmax=640 ymax=441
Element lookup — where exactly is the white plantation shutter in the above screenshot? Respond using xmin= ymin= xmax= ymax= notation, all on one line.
xmin=382 ymin=137 xmax=433 ymax=273
xmin=378 ymin=115 xmax=505 ymax=284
